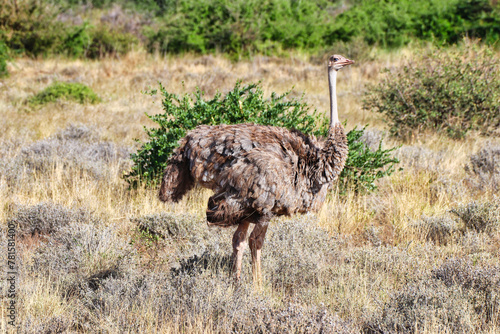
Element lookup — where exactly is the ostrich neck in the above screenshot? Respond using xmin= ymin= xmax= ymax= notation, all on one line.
xmin=328 ymin=68 xmax=339 ymax=127
xmin=315 ymin=67 xmax=348 ymax=184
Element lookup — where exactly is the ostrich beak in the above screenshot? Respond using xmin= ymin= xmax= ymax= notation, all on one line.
xmin=340 ymin=58 xmax=355 ymax=66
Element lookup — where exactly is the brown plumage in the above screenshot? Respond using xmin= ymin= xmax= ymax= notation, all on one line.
xmin=159 ymin=54 xmax=354 ymax=283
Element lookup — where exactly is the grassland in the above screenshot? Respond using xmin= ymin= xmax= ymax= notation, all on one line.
xmin=1 ymin=49 xmax=499 ymax=333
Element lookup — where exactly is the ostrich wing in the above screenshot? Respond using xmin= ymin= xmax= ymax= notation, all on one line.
xmin=217 ymin=146 xmax=298 ymax=215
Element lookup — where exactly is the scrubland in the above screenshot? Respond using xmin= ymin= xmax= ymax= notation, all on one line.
xmin=1 ymin=49 xmax=499 ymax=333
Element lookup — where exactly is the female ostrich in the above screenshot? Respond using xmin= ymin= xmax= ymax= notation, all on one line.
xmin=159 ymin=55 xmax=354 ymax=283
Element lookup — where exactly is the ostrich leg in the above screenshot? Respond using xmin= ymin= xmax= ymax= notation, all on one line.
xmin=232 ymin=221 xmax=250 ymax=281
xmin=249 ymin=221 xmax=269 ymax=286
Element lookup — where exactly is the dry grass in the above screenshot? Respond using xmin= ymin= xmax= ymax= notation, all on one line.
xmin=1 ymin=49 xmax=499 ymax=333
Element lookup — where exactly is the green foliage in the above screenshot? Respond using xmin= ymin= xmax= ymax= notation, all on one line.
xmin=0 ymin=0 xmax=64 ymax=57
xmin=2 ymin=0 xmax=499 ymax=57
xmin=363 ymin=42 xmax=500 ymax=139
xmin=59 ymin=23 xmax=138 ymax=59
xmin=339 ymin=126 xmax=400 ymax=193
xmin=330 ymin=0 xmax=500 ymax=48
xmin=125 ymin=82 xmax=399 ymax=193
xmin=52 ymin=0 xmax=169 ymax=13
xmin=60 ymin=23 xmax=92 ymax=58
xmin=85 ymin=24 xmax=139 ymax=59
xmin=146 ymin=0 xmax=500 ymax=55
xmin=145 ymin=0 xmax=340 ymax=56
xmin=0 ymin=39 xmax=9 ymax=77
xmin=28 ymin=82 xmax=101 ymax=105
xmin=1 ymin=0 xmax=138 ymax=58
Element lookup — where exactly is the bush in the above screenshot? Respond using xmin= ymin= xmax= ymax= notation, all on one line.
xmin=432 ymin=258 xmax=500 ymax=294
xmin=144 ymin=0 xmax=338 ymax=56
xmin=409 ymin=215 xmax=458 ymax=245
xmin=3 ymin=0 xmax=500 ymax=58
xmin=28 ymin=82 xmax=101 ymax=105
xmin=19 ymin=124 xmax=130 ymax=175
xmin=57 ymin=271 xmax=354 ymax=333
xmin=451 ymin=200 xmax=500 ymax=235
xmin=32 ymin=221 xmax=136 ymax=290
xmin=125 ymin=81 xmax=399 ymax=193
xmin=263 ymin=215 xmax=340 ymax=291
xmin=0 ymin=125 xmax=132 ymax=188
xmin=3 ymin=0 xmax=499 ymax=58
xmin=99 ymin=214 xmax=353 ymax=332
xmin=364 ymin=258 xmax=500 ymax=333
xmin=145 ymin=0 xmax=500 ymax=55
xmin=363 ymin=42 xmax=500 ymax=139
xmin=407 ymin=199 xmax=499 ymax=245
xmin=85 ymin=24 xmax=139 ymax=59
xmin=366 ymin=280 xmax=475 ymax=333
xmin=468 ymin=144 xmax=500 ymax=176
xmin=432 ymin=258 xmax=500 ymax=325
xmin=340 ymin=126 xmax=399 ymax=192
xmin=0 ymin=40 xmax=9 ymax=77
xmin=1 ymin=0 xmax=139 ymax=59
xmin=59 ymin=22 xmax=92 ymax=58
xmin=132 ymin=212 xmax=206 ymax=240
xmin=0 ymin=0 xmax=64 ymax=57
xmin=6 ymin=202 xmax=98 ymax=237
xmin=57 ymin=22 xmax=138 ymax=59
xmin=132 ymin=213 xmax=341 ymax=292
xmin=465 ymin=143 xmax=500 ymax=193
xmin=329 ymin=0 xmax=500 ymax=48
xmin=131 ymin=212 xmax=231 ymax=268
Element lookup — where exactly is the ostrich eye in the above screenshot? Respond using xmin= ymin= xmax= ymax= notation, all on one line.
xmin=333 ymin=57 xmax=339 ymax=62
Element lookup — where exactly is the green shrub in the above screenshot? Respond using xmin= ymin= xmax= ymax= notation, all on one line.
xmin=28 ymin=82 xmax=101 ymax=105
xmin=340 ymin=126 xmax=399 ymax=192
xmin=0 ymin=0 xmax=139 ymax=59
xmin=0 ymin=0 xmax=64 ymax=57
xmin=329 ymin=0 xmax=500 ymax=48
xmin=363 ymin=42 xmax=500 ymax=139
xmin=86 ymin=24 xmax=139 ymax=59
xmin=52 ymin=0 xmax=169 ymax=13
xmin=145 ymin=0 xmax=500 ymax=55
xmin=59 ymin=22 xmax=139 ymax=59
xmin=0 ymin=40 xmax=9 ymax=77
xmin=3 ymin=0 xmax=499 ymax=58
xmin=125 ymin=81 xmax=399 ymax=193
xmin=60 ymin=23 xmax=92 ymax=58
xmin=145 ymin=0 xmax=340 ymax=56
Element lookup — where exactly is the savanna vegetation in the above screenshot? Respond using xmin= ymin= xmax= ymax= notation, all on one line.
xmin=1 ymin=0 xmax=500 ymax=333
xmin=364 ymin=43 xmax=500 ymax=139
xmin=1 ymin=0 xmax=499 ymax=61
xmin=28 ymin=82 xmax=101 ymax=105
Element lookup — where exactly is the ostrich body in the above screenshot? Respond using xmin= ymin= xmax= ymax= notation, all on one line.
xmin=159 ymin=55 xmax=354 ymax=283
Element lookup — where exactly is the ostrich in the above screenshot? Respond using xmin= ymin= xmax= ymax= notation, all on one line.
xmin=159 ymin=55 xmax=354 ymax=283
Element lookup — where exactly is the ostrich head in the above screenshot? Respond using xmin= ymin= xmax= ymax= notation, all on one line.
xmin=328 ymin=55 xmax=355 ymax=71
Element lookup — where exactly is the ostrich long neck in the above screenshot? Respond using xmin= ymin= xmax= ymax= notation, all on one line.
xmin=328 ymin=68 xmax=339 ymax=127
xmin=316 ymin=67 xmax=348 ymax=183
